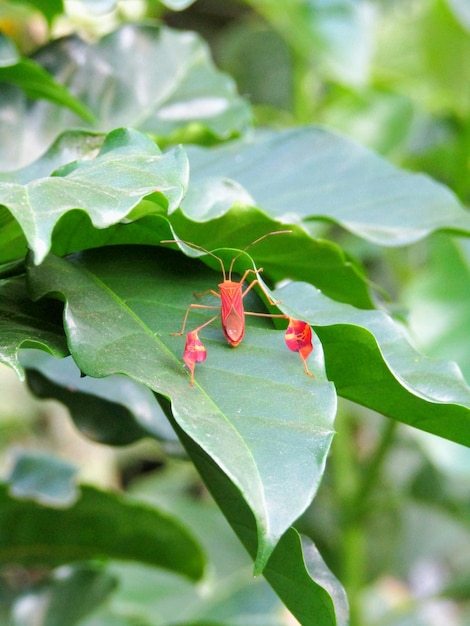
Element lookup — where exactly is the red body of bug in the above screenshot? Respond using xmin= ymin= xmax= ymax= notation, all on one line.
xmin=161 ymin=231 xmax=314 ymax=386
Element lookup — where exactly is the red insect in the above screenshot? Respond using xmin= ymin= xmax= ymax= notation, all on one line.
xmin=162 ymin=231 xmax=314 ymax=386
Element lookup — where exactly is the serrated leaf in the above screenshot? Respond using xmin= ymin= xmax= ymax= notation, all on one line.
xmin=0 ymin=483 xmax=205 ymax=580
xmin=275 ymin=280 xmax=470 ymax=447
xmin=0 ymin=128 xmax=188 ymax=263
xmin=184 ymin=126 xmax=470 ymax=246
xmin=0 ymin=275 xmax=67 ymax=378
xmin=27 ymin=246 xmax=336 ymax=572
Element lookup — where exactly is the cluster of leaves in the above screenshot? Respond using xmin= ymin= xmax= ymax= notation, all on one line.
xmin=1 ymin=1 xmax=470 ymax=625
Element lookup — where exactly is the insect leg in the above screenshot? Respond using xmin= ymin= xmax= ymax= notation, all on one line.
xmin=241 ymin=276 xmax=281 ymax=307
xmin=193 ymin=289 xmax=221 ymax=299
xmin=172 ymin=304 xmax=220 ymax=336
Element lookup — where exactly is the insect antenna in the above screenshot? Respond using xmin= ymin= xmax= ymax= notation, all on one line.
xmin=161 ymin=239 xmax=227 ymax=281
xmin=227 ymin=230 xmax=292 ymax=279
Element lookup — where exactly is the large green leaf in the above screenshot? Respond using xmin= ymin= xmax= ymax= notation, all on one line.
xmin=0 ymin=131 xmax=105 ymax=264
xmin=275 ymin=280 xmax=470 ymax=447
xmin=183 ymin=126 xmax=470 ymax=246
xmin=169 ymin=415 xmax=346 ymax=626
xmin=0 ymin=482 xmax=204 ymax=579
xmin=169 ymin=207 xmax=374 ymax=308
xmin=0 ymin=128 xmax=188 ymax=263
xmin=27 ymin=246 xmax=336 ymax=572
xmin=0 ymin=275 xmax=67 ymax=378
xmin=0 ymin=24 xmax=251 ymax=170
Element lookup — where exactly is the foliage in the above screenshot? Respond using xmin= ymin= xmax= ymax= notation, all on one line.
xmin=0 ymin=1 xmax=470 ymax=625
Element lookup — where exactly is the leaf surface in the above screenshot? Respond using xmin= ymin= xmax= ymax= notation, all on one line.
xmin=184 ymin=127 xmax=470 ymax=246
xmin=0 ymin=128 xmax=188 ymax=263
xmin=169 ymin=415 xmax=345 ymax=626
xmin=0 ymin=58 xmax=94 ymax=121
xmin=27 ymin=246 xmax=336 ymax=572
xmin=276 ymin=281 xmax=470 ymax=447
xmin=0 ymin=483 xmax=205 ymax=580
xmin=23 ymin=351 xmax=177 ymax=444
xmin=0 ymin=276 xmax=67 ymax=378
xmin=0 ymin=24 xmax=251 ymax=169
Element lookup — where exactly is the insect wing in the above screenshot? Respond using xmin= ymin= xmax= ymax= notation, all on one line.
xmin=219 ymin=282 xmax=245 ymax=347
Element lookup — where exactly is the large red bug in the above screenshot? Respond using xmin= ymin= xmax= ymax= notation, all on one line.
xmin=162 ymin=231 xmax=314 ymax=386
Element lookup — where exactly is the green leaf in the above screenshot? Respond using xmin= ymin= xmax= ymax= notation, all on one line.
xmin=0 ymin=128 xmax=188 ymax=263
xmin=27 ymin=246 xmax=336 ymax=572
xmin=184 ymin=126 xmax=470 ymax=246
xmin=20 ymin=0 xmax=64 ymax=24
xmin=0 ymin=58 xmax=94 ymax=121
xmin=9 ymin=564 xmax=117 ymax=626
xmin=7 ymin=451 xmax=79 ymax=507
xmin=0 ymin=275 xmax=67 ymax=378
xmin=0 ymin=129 xmax=105 ymax=184
xmin=0 ymin=205 xmax=27 ymax=265
xmin=169 ymin=206 xmax=374 ymax=308
xmin=275 ymin=280 xmax=470 ymax=447
xmin=169 ymin=416 xmax=344 ymax=626
xmin=404 ymin=236 xmax=470 ymax=382
xmin=375 ymin=0 xmax=470 ymax=117
xmin=0 ymin=24 xmax=251 ymax=169
xmin=23 ymin=351 xmax=177 ymax=445
xmin=103 ymin=463 xmax=306 ymax=626
xmin=0 ymin=482 xmax=205 ymax=580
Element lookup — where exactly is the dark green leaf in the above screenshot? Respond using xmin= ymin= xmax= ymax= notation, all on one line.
xmin=169 ymin=206 xmax=374 ymax=308
xmin=0 ymin=58 xmax=94 ymax=121
xmin=275 ymin=280 xmax=470 ymax=447
xmin=0 ymin=483 xmax=205 ymax=580
xmin=169 ymin=416 xmax=343 ymax=626
xmin=27 ymin=246 xmax=336 ymax=572
xmin=23 ymin=351 xmax=177 ymax=444
xmin=0 ymin=275 xmax=67 ymax=378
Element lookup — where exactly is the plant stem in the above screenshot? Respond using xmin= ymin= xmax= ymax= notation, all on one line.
xmin=334 ymin=412 xmax=398 ymax=626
